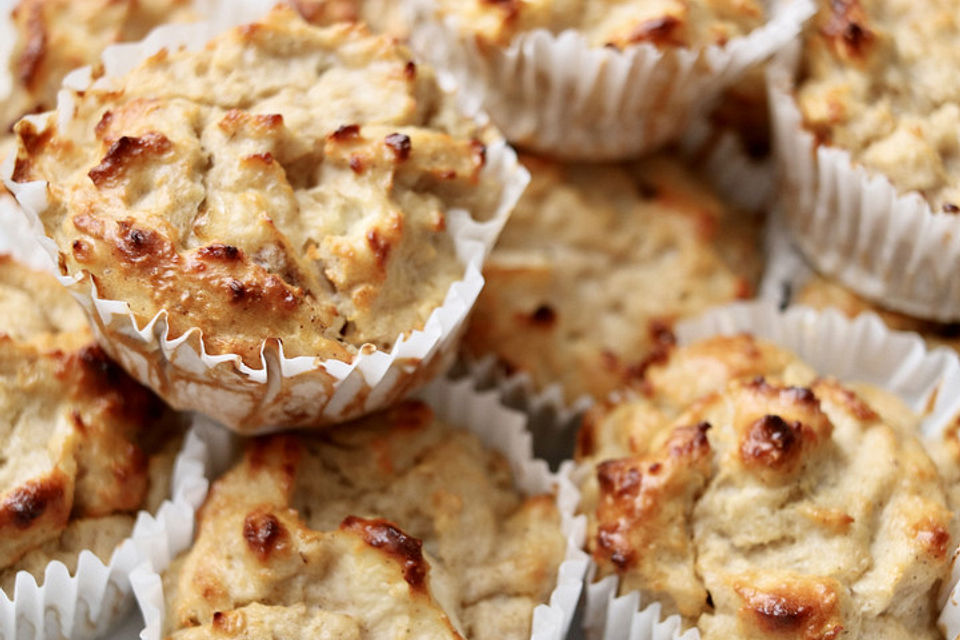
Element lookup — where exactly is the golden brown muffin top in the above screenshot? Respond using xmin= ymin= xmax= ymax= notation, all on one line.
xmin=796 ymin=0 xmax=960 ymax=211
xmin=0 ymin=256 xmax=178 ymax=574
xmin=10 ymin=7 xmax=500 ymax=367
xmin=164 ymin=401 xmax=565 ymax=640
xmin=576 ymin=334 xmax=955 ymax=639
xmin=432 ymin=0 xmax=765 ymax=49
xmin=1 ymin=0 xmax=196 ymax=131
xmin=463 ymin=154 xmax=761 ymax=405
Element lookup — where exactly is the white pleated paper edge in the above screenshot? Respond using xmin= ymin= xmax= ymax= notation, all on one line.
xmin=768 ymin=43 xmax=960 ymax=322
xmin=132 ymin=376 xmax=590 ymax=640
xmin=2 ymin=11 xmax=530 ymax=432
xmin=580 ymin=300 xmax=960 ymax=640
xmin=409 ymin=0 xmax=814 ymax=161
xmin=0 ymin=415 xmax=225 ymax=640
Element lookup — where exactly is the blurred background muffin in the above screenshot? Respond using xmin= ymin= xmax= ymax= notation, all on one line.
xmin=463 ymin=154 xmax=762 ymax=407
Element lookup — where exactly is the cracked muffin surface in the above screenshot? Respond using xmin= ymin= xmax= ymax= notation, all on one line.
xmin=432 ymin=0 xmax=765 ymax=49
xmin=0 ymin=256 xmax=181 ymax=593
xmin=10 ymin=7 xmax=497 ymax=366
xmin=575 ymin=334 xmax=956 ymax=639
xmin=796 ymin=0 xmax=960 ymax=211
xmin=463 ymin=154 xmax=761 ymax=404
xmin=163 ymin=401 xmax=565 ymax=640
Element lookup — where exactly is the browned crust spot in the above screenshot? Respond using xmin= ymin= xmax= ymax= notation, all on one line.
xmin=88 ymin=133 xmax=173 ymax=188
xmin=340 ymin=516 xmax=428 ymax=590
xmin=197 ymin=244 xmax=243 ymax=262
xmin=913 ymin=518 xmax=951 ymax=559
xmin=404 ymin=61 xmax=417 ymax=80
xmin=384 ymin=133 xmax=412 ymax=161
xmin=15 ymin=1 xmax=47 ymax=91
xmin=740 ymin=414 xmax=804 ymax=470
xmin=366 ymin=229 xmax=392 ymax=268
xmin=0 ymin=473 xmax=68 ymax=529
xmin=218 ymin=110 xmax=284 ymax=136
xmin=623 ymin=16 xmax=686 ymax=47
xmin=330 ymin=124 xmax=361 ymax=141
xmin=735 ymin=580 xmax=844 ymax=639
xmin=243 ymin=509 xmax=289 ymax=561
xmin=529 ymin=304 xmax=557 ymax=328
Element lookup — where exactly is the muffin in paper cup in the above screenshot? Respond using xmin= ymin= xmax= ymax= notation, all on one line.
xmin=458 ymin=149 xmax=764 ymax=461
xmin=577 ymin=300 xmax=960 ymax=640
xmin=0 ymin=417 xmax=226 ymax=640
xmin=3 ymin=7 xmax=528 ymax=434
xmin=768 ymin=0 xmax=960 ymax=322
xmin=131 ymin=376 xmax=589 ymax=640
xmin=408 ymin=0 xmax=814 ymax=161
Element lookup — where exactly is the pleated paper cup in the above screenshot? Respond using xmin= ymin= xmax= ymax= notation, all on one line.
xmin=768 ymin=43 xmax=960 ymax=322
xmin=132 ymin=376 xmax=590 ymax=640
xmin=0 ymin=415 xmax=226 ymax=640
xmin=409 ymin=0 xmax=814 ymax=161
xmin=581 ymin=300 xmax=960 ymax=639
xmin=3 ymin=14 xmax=529 ymax=435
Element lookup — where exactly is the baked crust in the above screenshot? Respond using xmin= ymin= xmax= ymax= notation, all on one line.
xmin=463 ymin=155 xmax=761 ymax=404
xmin=290 ymin=0 xmax=412 ymax=38
xmin=432 ymin=0 xmax=764 ymax=49
xmin=1 ymin=0 xmax=196 ymax=131
xmin=10 ymin=7 xmax=497 ymax=367
xmin=796 ymin=0 xmax=960 ymax=211
xmin=576 ymin=334 xmax=955 ymax=639
xmin=0 ymin=256 xmax=178 ymax=582
xmin=164 ymin=401 xmax=565 ymax=640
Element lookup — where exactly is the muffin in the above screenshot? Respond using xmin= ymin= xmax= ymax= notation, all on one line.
xmin=160 ymin=399 xmax=568 ymax=640
xmin=768 ymin=0 xmax=960 ymax=320
xmin=6 ymin=7 xmax=520 ymax=431
xmin=795 ymin=274 xmax=960 ymax=355
xmin=433 ymin=0 xmax=764 ymax=49
xmin=795 ymin=0 xmax=960 ymax=212
xmin=0 ymin=0 xmax=196 ymax=133
xmin=576 ymin=334 xmax=958 ymax=639
xmin=0 ymin=255 xmax=181 ymax=595
xmin=291 ymin=0 xmax=413 ymax=38
xmin=463 ymin=154 xmax=762 ymax=407
xmin=410 ymin=0 xmax=811 ymax=159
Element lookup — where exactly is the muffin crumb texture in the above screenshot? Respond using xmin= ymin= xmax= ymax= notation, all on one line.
xmin=577 ymin=334 xmax=957 ymax=639
xmin=164 ymin=401 xmax=565 ymax=640
xmin=433 ymin=0 xmax=765 ymax=49
xmin=797 ymin=0 xmax=960 ymax=211
xmin=464 ymin=154 xmax=761 ymax=404
xmin=11 ymin=7 xmax=496 ymax=366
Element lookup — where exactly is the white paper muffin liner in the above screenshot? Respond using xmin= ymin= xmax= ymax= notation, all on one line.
xmin=2 ymin=13 xmax=529 ymax=434
xmin=0 ymin=415 xmax=225 ymax=640
xmin=768 ymin=43 xmax=960 ymax=322
xmin=580 ymin=300 xmax=960 ymax=639
xmin=409 ymin=0 xmax=814 ymax=161
xmin=131 ymin=376 xmax=590 ymax=640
